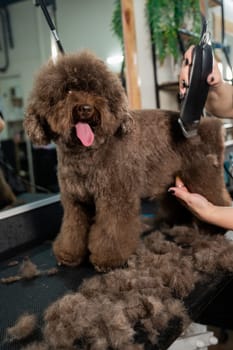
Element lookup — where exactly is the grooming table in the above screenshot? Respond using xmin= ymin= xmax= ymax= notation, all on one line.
xmin=0 ymin=199 xmax=233 ymax=350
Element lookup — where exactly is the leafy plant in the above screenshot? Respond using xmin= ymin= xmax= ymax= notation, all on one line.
xmin=111 ymin=0 xmax=201 ymax=63
xmin=111 ymin=0 xmax=124 ymax=49
xmin=147 ymin=0 xmax=201 ymax=63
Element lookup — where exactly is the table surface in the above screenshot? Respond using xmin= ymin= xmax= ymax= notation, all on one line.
xmin=0 ymin=239 xmax=232 ymax=350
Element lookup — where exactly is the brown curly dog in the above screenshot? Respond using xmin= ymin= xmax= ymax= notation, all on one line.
xmin=24 ymin=51 xmax=231 ymax=270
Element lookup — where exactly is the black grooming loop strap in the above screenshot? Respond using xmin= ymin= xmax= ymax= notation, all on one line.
xmin=37 ymin=0 xmax=65 ymax=55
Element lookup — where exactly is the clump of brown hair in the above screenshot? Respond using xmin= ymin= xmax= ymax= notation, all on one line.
xmin=1 ymin=257 xmax=59 ymax=284
xmin=19 ymin=257 xmax=40 ymax=279
xmin=7 ymin=313 xmax=37 ymax=341
xmin=7 ymin=227 xmax=233 ymax=349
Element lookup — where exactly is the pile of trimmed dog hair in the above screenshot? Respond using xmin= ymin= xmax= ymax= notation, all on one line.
xmin=8 ymin=226 xmax=233 ymax=350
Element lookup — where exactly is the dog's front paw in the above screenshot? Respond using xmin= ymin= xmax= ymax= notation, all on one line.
xmin=91 ymin=255 xmax=128 ymax=271
xmin=88 ymin=225 xmax=137 ymax=270
xmin=53 ymin=236 xmax=87 ymax=267
xmin=93 ymin=261 xmax=128 ymax=273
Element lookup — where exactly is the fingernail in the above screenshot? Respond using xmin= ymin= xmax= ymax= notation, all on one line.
xmin=182 ymin=80 xmax=189 ymax=88
xmin=168 ymin=189 xmax=175 ymax=194
xmin=178 ymin=92 xmax=184 ymax=100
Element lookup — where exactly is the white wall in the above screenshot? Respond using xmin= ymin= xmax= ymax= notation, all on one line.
xmin=0 ymin=1 xmax=44 ymax=102
xmin=134 ymin=0 xmax=180 ymax=111
xmin=0 ymin=0 xmax=121 ymax=97
xmin=56 ymin=0 xmax=122 ymax=63
xmin=133 ymin=0 xmax=156 ymax=109
xmin=223 ymin=0 xmax=233 ymax=21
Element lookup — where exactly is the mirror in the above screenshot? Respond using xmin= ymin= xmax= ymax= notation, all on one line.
xmin=0 ymin=0 xmax=122 ymax=215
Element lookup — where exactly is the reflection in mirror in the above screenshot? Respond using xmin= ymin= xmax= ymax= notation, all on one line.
xmin=0 ymin=0 xmax=122 ymax=214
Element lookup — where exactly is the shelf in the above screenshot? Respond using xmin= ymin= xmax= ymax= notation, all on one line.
xmin=179 ymin=28 xmax=228 ymax=53
xmin=7 ymin=119 xmax=23 ymax=123
xmin=208 ymin=0 xmax=222 ymax=7
xmin=200 ymin=0 xmax=222 ymax=10
xmin=158 ymin=81 xmax=179 ymax=92
xmin=223 ymin=123 xmax=233 ymax=130
xmin=178 ymin=28 xmax=199 ymax=40
xmin=225 ymin=140 xmax=233 ymax=147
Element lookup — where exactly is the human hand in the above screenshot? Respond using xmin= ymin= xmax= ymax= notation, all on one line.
xmin=179 ymin=45 xmax=224 ymax=97
xmin=168 ymin=176 xmax=214 ymax=221
xmin=0 ymin=116 xmax=5 ymax=132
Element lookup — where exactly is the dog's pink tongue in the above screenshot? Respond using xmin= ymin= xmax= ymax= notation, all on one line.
xmin=75 ymin=122 xmax=94 ymax=147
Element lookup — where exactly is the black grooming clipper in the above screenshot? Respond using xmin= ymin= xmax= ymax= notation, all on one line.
xmin=178 ymin=20 xmax=213 ymax=138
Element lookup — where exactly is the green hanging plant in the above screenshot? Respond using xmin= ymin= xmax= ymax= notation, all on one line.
xmin=111 ymin=0 xmax=202 ymax=64
xmin=147 ymin=0 xmax=201 ymax=63
xmin=111 ymin=0 xmax=124 ymax=50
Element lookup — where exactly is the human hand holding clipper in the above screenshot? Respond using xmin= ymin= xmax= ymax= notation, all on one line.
xmin=178 ymin=19 xmax=213 ymax=138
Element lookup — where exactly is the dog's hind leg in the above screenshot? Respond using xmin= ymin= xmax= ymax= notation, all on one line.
xmin=88 ymin=194 xmax=141 ymax=270
xmin=178 ymin=123 xmax=232 ymax=234
xmin=53 ymin=198 xmax=91 ymax=266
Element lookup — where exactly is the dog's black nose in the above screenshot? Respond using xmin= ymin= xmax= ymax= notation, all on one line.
xmin=77 ymin=104 xmax=94 ymax=119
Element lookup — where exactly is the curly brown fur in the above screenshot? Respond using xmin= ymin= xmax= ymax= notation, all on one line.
xmin=192 ymin=235 xmax=233 ymax=273
xmin=19 ymin=257 xmax=40 ymax=279
xmin=1 ymin=258 xmax=59 ymax=285
xmin=43 ymin=293 xmax=135 ymax=350
xmin=42 ymin=292 xmax=185 ymax=350
xmin=6 ymin=313 xmax=37 ymax=341
xmin=24 ymin=50 xmax=231 ymax=270
xmin=6 ymin=230 xmax=229 ymax=350
xmin=40 ymin=235 xmax=193 ymax=349
xmin=18 ymin=228 xmax=233 ymax=350
xmin=160 ymin=225 xmax=233 ymax=274
xmin=218 ymin=244 xmax=233 ymax=272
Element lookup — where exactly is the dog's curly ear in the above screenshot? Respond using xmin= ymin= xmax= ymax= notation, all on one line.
xmin=120 ymin=113 xmax=134 ymax=135
xmin=24 ymin=113 xmax=51 ymax=145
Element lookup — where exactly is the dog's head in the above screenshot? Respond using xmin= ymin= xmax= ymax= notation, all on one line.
xmin=24 ymin=51 xmax=132 ymax=149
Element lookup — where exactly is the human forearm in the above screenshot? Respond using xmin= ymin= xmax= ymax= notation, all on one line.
xmin=169 ymin=177 xmax=233 ymax=231
xmin=206 ymin=82 xmax=233 ymax=118
xmin=203 ymin=204 xmax=233 ymax=230
xmin=0 ymin=117 xmax=5 ymax=132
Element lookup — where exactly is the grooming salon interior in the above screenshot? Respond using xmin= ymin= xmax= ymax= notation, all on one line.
xmin=1 ymin=0 xmax=233 ymax=349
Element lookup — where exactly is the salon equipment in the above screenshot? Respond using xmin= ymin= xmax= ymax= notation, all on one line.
xmin=178 ymin=19 xmax=213 ymax=138
xmin=37 ymin=0 xmax=65 ymax=54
